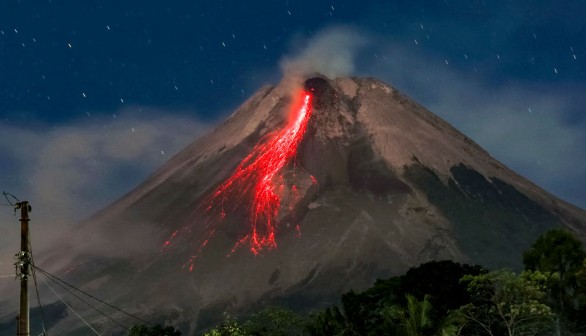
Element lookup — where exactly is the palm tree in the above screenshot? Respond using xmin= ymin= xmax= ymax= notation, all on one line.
xmin=383 ymin=294 xmax=431 ymax=336
xmin=383 ymin=294 xmax=463 ymax=336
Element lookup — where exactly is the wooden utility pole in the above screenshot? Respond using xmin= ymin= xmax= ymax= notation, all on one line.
xmin=15 ymin=201 xmax=31 ymax=336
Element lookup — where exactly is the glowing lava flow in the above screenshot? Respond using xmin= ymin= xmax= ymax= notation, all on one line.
xmin=212 ymin=91 xmax=313 ymax=254
xmin=164 ymin=90 xmax=314 ymax=269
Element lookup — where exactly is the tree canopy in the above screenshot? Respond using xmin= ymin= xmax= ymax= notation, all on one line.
xmin=522 ymin=228 xmax=586 ymax=332
xmin=128 ymin=324 xmax=182 ymax=336
xmin=459 ymin=270 xmax=553 ymax=336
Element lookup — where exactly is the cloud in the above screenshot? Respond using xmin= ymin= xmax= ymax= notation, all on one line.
xmin=280 ymin=26 xmax=370 ymax=79
xmin=0 ymin=108 xmax=208 ymax=285
xmin=361 ymin=40 xmax=586 ymax=209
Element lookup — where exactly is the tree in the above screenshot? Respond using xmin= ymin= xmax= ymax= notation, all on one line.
xmin=203 ymin=316 xmax=249 ymax=336
xmin=523 ymin=229 xmax=586 ymax=278
xmin=435 ymin=310 xmax=465 ymax=336
xmin=340 ymin=275 xmax=402 ymax=335
xmin=307 ymin=306 xmax=353 ymax=336
xmin=307 ymin=261 xmax=483 ymax=336
xmin=242 ymin=307 xmax=308 ymax=336
xmin=383 ymin=294 xmax=464 ymax=336
xmin=384 ymin=294 xmax=433 ymax=336
xmin=522 ymin=228 xmax=586 ymax=332
xmin=306 ymin=276 xmax=402 ymax=335
xmin=399 ymin=260 xmax=486 ymax=317
xmin=128 ymin=324 xmax=182 ymax=336
xmin=460 ymin=270 xmax=553 ymax=336
xmin=204 ymin=308 xmax=309 ymax=336
xmin=576 ymin=258 xmax=586 ymax=325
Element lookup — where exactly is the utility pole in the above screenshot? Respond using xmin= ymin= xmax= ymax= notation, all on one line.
xmin=14 ymin=201 xmax=31 ymax=336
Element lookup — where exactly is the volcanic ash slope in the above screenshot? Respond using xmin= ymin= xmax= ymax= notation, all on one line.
xmin=42 ymin=75 xmax=586 ymax=334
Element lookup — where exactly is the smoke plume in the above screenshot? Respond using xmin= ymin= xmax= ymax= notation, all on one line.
xmin=280 ymin=26 xmax=369 ymax=79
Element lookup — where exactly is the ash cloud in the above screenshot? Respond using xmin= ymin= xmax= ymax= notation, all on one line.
xmin=280 ymin=26 xmax=369 ymax=79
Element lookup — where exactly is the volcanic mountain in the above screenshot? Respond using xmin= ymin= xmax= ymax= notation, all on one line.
xmin=23 ymin=75 xmax=586 ymax=334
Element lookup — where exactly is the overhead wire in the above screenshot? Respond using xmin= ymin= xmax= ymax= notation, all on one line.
xmin=32 ymin=265 xmax=151 ymax=326
xmin=28 ymin=240 xmax=48 ymax=335
xmin=4 ymin=194 xmax=149 ymax=333
xmin=2 ymin=191 xmax=19 ymax=207
xmin=41 ymin=277 xmax=102 ymax=336
xmin=34 ymin=266 xmax=129 ymax=331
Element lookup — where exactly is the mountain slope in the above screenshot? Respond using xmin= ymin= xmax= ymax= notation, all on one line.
xmin=38 ymin=75 xmax=586 ymax=335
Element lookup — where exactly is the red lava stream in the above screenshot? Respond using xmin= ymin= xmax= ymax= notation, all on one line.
xmin=163 ymin=90 xmax=314 ymax=271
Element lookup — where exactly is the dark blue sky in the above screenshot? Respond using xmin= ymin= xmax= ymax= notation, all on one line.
xmin=2 ymin=1 xmax=364 ymax=124
xmin=4 ymin=1 xmax=584 ymax=124
xmin=0 ymin=0 xmax=585 ymax=240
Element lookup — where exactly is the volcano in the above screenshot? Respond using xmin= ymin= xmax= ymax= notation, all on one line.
xmin=19 ymin=75 xmax=586 ymax=334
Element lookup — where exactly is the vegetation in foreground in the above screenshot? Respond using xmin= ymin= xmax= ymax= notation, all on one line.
xmin=130 ymin=229 xmax=586 ymax=336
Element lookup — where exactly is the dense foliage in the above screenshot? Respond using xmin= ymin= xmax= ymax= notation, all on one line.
xmin=131 ymin=229 xmax=586 ymax=336
xmin=523 ymin=228 xmax=586 ymax=332
xmin=128 ymin=323 xmax=182 ymax=336
xmin=459 ymin=270 xmax=554 ymax=336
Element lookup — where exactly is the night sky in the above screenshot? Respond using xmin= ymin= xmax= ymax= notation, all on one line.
xmin=1 ymin=1 xmax=585 ymax=255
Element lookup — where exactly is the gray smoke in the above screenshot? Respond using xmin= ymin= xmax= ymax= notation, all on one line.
xmin=280 ymin=26 xmax=369 ymax=79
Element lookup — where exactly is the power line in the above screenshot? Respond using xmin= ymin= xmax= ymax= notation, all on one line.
xmin=33 ymin=265 xmax=151 ymax=325
xmin=4 ymin=195 xmax=149 ymax=334
xmin=2 ymin=191 xmax=19 ymax=207
xmin=29 ymin=240 xmax=48 ymax=336
xmin=34 ymin=266 xmax=129 ymax=331
xmin=41 ymin=278 xmax=102 ymax=336
xmin=31 ymin=268 xmax=47 ymax=335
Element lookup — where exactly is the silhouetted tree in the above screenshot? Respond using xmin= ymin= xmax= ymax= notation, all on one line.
xmin=459 ymin=270 xmax=553 ymax=336
xmin=243 ymin=307 xmax=308 ymax=336
xmin=308 ymin=261 xmax=482 ymax=336
xmin=399 ymin=260 xmax=486 ymax=317
xmin=383 ymin=294 xmax=465 ymax=336
xmin=307 ymin=306 xmax=352 ymax=336
xmin=203 ymin=315 xmax=249 ymax=336
xmin=384 ymin=294 xmax=433 ymax=336
xmin=523 ymin=228 xmax=586 ymax=333
xmin=128 ymin=324 xmax=182 ymax=336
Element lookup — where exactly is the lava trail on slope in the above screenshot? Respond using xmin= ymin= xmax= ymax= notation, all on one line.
xmin=164 ymin=89 xmax=314 ymax=271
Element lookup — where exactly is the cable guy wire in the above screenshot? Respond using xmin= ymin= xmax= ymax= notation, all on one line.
xmin=29 ymin=240 xmax=48 ymax=335
xmin=34 ymin=266 xmax=129 ymax=331
xmin=41 ymin=278 xmax=102 ymax=336
xmin=32 ymin=265 xmax=151 ymax=326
